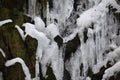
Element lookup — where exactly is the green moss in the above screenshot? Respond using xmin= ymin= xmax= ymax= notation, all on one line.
xmin=3 ymin=63 xmax=25 ymax=80
xmin=0 ymin=7 xmax=10 ymax=20
xmin=24 ymin=36 xmax=37 ymax=78
xmin=10 ymin=8 xmax=24 ymax=26
xmin=46 ymin=65 xmax=56 ymax=80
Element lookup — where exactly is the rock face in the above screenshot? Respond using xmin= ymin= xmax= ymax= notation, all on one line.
xmin=54 ymin=35 xmax=63 ymax=48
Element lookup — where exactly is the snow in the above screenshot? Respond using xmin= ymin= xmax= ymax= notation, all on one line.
xmin=86 ymin=77 xmax=91 ymax=80
xmin=15 ymin=25 xmax=25 ymax=40
xmin=45 ymin=23 xmax=60 ymax=40
xmin=5 ymin=57 xmax=31 ymax=80
xmin=0 ymin=19 xmax=12 ymax=26
xmin=34 ymin=16 xmax=45 ymax=32
xmin=102 ymin=61 xmax=120 ymax=80
xmin=0 ymin=48 xmax=6 ymax=58
xmin=23 ymin=23 xmax=35 ymax=38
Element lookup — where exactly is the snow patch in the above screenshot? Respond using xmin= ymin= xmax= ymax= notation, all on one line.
xmin=0 ymin=19 xmax=12 ymax=26
xmin=0 ymin=48 xmax=6 ymax=58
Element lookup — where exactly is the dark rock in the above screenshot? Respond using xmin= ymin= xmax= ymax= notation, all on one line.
xmin=64 ymin=34 xmax=80 ymax=61
xmin=54 ymin=35 xmax=63 ymax=48
xmin=63 ymin=68 xmax=71 ymax=80
xmin=46 ymin=65 xmax=56 ymax=80
xmin=83 ymin=28 xmax=88 ymax=43
xmin=48 ymin=0 xmax=54 ymax=10
xmin=73 ymin=0 xmax=79 ymax=11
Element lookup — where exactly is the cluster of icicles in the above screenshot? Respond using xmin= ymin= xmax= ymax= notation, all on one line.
xmin=64 ymin=0 xmax=120 ymax=80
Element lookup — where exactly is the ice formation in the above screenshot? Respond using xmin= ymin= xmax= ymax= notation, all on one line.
xmin=0 ymin=19 xmax=12 ymax=26
xmin=45 ymin=23 xmax=60 ymax=40
xmin=0 ymin=48 xmax=6 ymax=58
xmin=24 ymin=0 xmax=120 ymax=79
xmin=5 ymin=57 xmax=31 ymax=80
xmin=76 ymin=0 xmax=120 ymax=76
xmin=28 ymin=0 xmax=36 ymax=18
xmin=102 ymin=61 xmax=120 ymax=80
xmin=34 ymin=16 xmax=45 ymax=33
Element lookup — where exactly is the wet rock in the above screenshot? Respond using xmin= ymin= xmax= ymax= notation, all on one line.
xmin=64 ymin=34 xmax=80 ymax=61
xmin=46 ymin=65 xmax=56 ymax=80
xmin=54 ymin=35 xmax=63 ymax=48
xmin=83 ymin=28 xmax=88 ymax=43
xmin=63 ymin=68 xmax=71 ymax=80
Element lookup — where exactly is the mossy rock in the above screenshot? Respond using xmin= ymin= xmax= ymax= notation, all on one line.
xmin=39 ymin=64 xmax=56 ymax=80
xmin=0 ymin=5 xmax=36 ymax=79
xmin=25 ymin=36 xmax=38 ymax=78
xmin=46 ymin=65 xmax=56 ymax=80
xmin=1 ymin=0 xmax=25 ymax=11
xmin=3 ymin=63 xmax=25 ymax=80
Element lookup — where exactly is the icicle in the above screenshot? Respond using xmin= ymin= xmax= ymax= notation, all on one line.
xmin=28 ymin=0 xmax=36 ymax=18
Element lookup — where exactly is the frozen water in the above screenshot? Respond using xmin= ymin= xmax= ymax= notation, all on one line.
xmin=34 ymin=16 xmax=45 ymax=33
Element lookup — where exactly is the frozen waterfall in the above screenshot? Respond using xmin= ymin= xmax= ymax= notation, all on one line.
xmin=23 ymin=0 xmax=120 ymax=80
xmin=0 ymin=0 xmax=120 ymax=80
